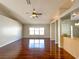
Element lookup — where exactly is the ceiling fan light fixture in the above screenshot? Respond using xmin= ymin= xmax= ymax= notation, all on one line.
xmin=32 ymin=14 xmax=37 ymax=17
xmin=32 ymin=12 xmax=37 ymax=17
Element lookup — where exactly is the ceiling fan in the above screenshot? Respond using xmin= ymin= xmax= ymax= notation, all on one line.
xmin=26 ymin=0 xmax=42 ymax=18
xmin=26 ymin=9 xmax=42 ymax=18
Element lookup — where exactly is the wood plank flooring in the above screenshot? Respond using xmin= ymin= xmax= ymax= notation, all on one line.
xmin=0 ymin=38 xmax=75 ymax=59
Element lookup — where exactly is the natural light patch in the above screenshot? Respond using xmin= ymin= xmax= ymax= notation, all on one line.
xmin=29 ymin=39 xmax=45 ymax=48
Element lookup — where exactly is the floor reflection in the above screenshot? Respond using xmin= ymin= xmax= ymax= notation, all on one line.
xmin=29 ymin=39 xmax=45 ymax=48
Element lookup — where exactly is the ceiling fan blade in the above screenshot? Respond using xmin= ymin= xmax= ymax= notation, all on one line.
xmin=37 ymin=13 xmax=42 ymax=15
xmin=26 ymin=0 xmax=31 ymax=4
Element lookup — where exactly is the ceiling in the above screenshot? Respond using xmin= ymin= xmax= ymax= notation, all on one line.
xmin=0 ymin=0 xmax=74 ymax=24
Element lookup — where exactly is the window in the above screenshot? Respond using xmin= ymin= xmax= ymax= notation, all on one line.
xmin=35 ymin=28 xmax=39 ymax=35
xmin=29 ymin=39 xmax=45 ymax=48
xmin=29 ymin=27 xmax=44 ymax=35
xmin=29 ymin=28 xmax=34 ymax=35
xmin=40 ymin=28 xmax=44 ymax=35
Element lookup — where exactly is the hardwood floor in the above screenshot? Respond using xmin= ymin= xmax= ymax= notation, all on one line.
xmin=16 ymin=38 xmax=53 ymax=59
xmin=0 ymin=38 xmax=75 ymax=59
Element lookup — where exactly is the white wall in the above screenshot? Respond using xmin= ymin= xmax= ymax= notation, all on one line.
xmin=23 ymin=24 xmax=50 ymax=38
xmin=0 ymin=15 xmax=22 ymax=47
